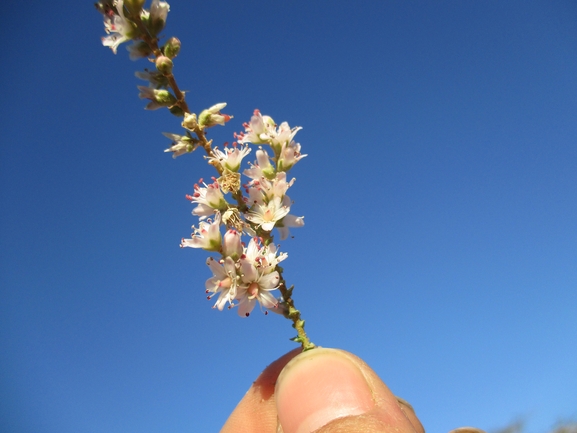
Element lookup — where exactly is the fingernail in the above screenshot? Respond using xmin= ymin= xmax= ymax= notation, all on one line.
xmin=397 ymin=396 xmax=425 ymax=433
xmin=396 ymin=396 xmax=414 ymax=412
xmin=275 ymin=348 xmax=375 ymax=433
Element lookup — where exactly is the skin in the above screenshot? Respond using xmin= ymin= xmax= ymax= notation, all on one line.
xmin=221 ymin=347 xmax=426 ymax=433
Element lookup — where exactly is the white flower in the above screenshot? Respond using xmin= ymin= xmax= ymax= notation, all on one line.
xmin=277 ymin=140 xmax=307 ymax=172
xmin=241 ymin=237 xmax=262 ymax=266
xmin=236 ymin=261 xmax=280 ymax=317
xmin=238 ymin=110 xmax=277 ymax=145
xmin=271 ymin=172 xmax=295 ymax=200
xmin=238 ymin=111 xmax=302 ymax=158
xmin=180 ymin=212 xmax=222 ymax=251
xmin=258 ymin=242 xmax=288 ymax=270
xmin=209 ymin=145 xmax=251 ymax=172
xmin=189 ymin=180 xmax=227 ymax=220
xmin=245 ymin=182 xmax=267 ymax=207
xmin=276 ymin=214 xmax=305 ymax=240
xmin=245 ymin=197 xmax=290 ymax=231
xmin=101 ymin=0 xmax=134 ymax=54
xmin=163 ymin=132 xmax=197 ymax=158
xmin=270 ymin=122 xmax=302 ymax=153
xmin=244 ymin=172 xmax=295 ymax=208
xmin=239 ymin=237 xmax=284 ymax=274
xmin=205 ymin=256 xmax=238 ymax=311
xmin=243 ymin=148 xmax=275 ymax=181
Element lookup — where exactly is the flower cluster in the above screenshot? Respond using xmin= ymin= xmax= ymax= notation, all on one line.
xmin=203 ymin=232 xmax=287 ymax=317
xmin=97 ymin=0 xmax=188 ymax=116
xmin=96 ymin=1 xmax=315 ymax=348
xmin=98 ymin=0 xmax=169 ymax=55
xmin=180 ymin=110 xmax=306 ymax=316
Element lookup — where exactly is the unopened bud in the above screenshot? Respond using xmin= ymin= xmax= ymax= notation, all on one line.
xmin=155 ymin=55 xmax=173 ymax=74
xmin=164 ymin=37 xmax=181 ymax=59
xmin=222 ymin=229 xmax=243 ymax=260
xmin=182 ymin=113 xmax=198 ymax=130
xmin=138 ymin=85 xmax=177 ymax=110
xmin=198 ymin=103 xmax=232 ymax=129
xmin=148 ymin=0 xmax=170 ymax=36
xmin=154 ymin=89 xmax=176 ymax=106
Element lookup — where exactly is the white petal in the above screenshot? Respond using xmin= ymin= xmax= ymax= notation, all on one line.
xmin=237 ymin=297 xmax=256 ymax=317
xmin=259 ymin=271 xmax=280 ymax=290
xmin=258 ymin=291 xmax=279 ymax=309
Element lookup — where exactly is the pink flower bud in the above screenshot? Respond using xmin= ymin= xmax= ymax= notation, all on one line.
xmin=222 ymin=230 xmax=243 ymax=260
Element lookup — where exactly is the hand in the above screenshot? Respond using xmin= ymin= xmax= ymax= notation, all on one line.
xmin=221 ymin=347 xmax=426 ymax=433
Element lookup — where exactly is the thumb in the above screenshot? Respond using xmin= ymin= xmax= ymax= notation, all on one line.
xmin=275 ymin=348 xmax=423 ymax=433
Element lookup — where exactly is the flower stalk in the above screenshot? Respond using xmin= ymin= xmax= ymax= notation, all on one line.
xmin=96 ymin=0 xmax=314 ymax=350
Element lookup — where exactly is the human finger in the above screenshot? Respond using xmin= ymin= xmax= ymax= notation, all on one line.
xmin=220 ymin=348 xmax=301 ymax=433
xmin=275 ymin=347 xmax=423 ymax=433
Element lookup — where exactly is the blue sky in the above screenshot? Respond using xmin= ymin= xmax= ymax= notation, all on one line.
xmin=1 ymin=1 xmax=576 ymax=432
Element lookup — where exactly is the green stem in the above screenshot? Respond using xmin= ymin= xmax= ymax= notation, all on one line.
xmin=277 ymin=280 xmax=315 ymax=351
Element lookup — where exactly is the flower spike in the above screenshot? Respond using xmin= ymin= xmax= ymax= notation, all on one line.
xmin=95 ymin=0 xmax=314 ymax=349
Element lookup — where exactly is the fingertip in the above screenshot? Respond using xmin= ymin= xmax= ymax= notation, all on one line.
xmin=276 ymin=348 xmax=375 ymax=433
xmin=275 ymin=348 xmax=418 ymax=433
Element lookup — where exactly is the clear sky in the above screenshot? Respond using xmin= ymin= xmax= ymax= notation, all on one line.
xmin=1 ymin=1 xmax=576 ymax=432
